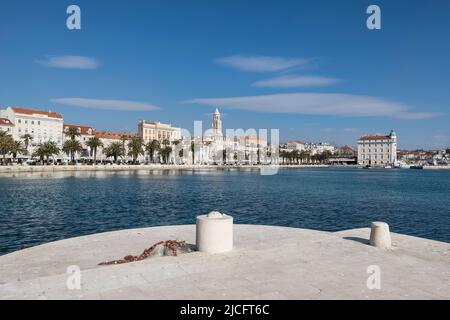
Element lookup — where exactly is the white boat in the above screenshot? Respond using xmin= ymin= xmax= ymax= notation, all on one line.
xmin=395 ymin=161 xmax=411 ymax=169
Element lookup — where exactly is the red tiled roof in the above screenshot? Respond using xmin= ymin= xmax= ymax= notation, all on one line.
xmin=358 ymin=135 xmax=390 ymax=141
xmin=64 ymin=124 xmax=95 ymax=135
xmin=287 ymin=140 xmax=305 ymax=144
xmin=339 ymin=145 xmax=354 ymax=151
xmin=0 ymin=118 xmax=14 ymax=126
xmin=11 ymin=107 xmax=63 ymax=119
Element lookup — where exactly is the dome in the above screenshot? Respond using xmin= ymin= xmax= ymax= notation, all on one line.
xmin=389 ymin=129 xmax=397 ymax=137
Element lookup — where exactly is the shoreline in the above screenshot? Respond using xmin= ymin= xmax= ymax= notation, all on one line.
xmin=0 ymin=164 xmax=331 ymax=173
xmin=1 ymin=164 xmax=449 ymax=174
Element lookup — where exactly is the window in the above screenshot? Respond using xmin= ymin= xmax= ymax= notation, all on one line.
xmin=18 ymin=119 xmax=21 ymax=124
xmin=38 ymin=121 xmax=40 ymax=125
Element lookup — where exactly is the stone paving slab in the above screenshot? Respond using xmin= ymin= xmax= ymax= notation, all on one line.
xmin=0 ymin=225 xmax=449 ymax=299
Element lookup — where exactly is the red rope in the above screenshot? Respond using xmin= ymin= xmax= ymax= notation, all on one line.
xmin=99 ymin=240 xmax=184 ymax=266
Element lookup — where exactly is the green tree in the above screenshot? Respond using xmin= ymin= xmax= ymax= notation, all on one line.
xmin=63 ymin=140 xmax=83 ymax=162
xmin=120 ymin=135 xmax=129 ymax=152
xmin=86 ymin=137 xmax=103 ymax=163
xmin=145 ymin=139 xmax=160 ymax=163
xmin=104 ymin=142 xmax=125 ymax=163
xmin=33 ymin=141 xmax=60 ymax=165
xmin=256 ymin=144 xmax=261 ymax=164
xmin=162 ymin=139 xmax=170 ymax=148
xmin=299 ymin=151 xmax=307 ymax=164
xmin=65 ymin=127 xmax=81 ymax=141
xmin=9 ymin=140 xmax=27 ymax=162
xmin=128 ymin=138 xmax=144 ymax=164
xmin=0 ymin=130 xmax=13 ymax=165
xmin=21 ymin=133 xmax=33 ymax=153
xmin=160 ymin=146 xmax=172 ymax=164
xmin=190 ymin=142 xmax=196 ymax=165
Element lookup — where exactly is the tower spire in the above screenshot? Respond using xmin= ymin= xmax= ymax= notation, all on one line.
xmin=212 ymin=107 xmax=222 ymax=135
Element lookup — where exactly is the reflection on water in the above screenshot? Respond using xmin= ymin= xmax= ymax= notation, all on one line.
xmin=0 ymin=167 xmax=262 ymax=180
xmin=1 ymin=168 xmax=449 ymax=255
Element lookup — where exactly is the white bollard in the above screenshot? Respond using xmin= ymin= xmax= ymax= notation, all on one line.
xmin=369 ymin=221 xmax=392 ymax=249
xmin=196 ymin=211 xmax=233 ymax=253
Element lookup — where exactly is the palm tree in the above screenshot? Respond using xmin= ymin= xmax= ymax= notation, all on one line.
xmin=162 ymin=139 xmax=170 ymax=148
xmin=128 ymin=138 xmax=144 ymax=164
xmin=292 ymin=150 xmax=300 ymax=164
xmin=190 ymin=142 xmax=196 ymax=165
xmin=145 ymin=139 xmax=160 ymax=163
xmin=0 ymin=130 xmax=10 ymax=138
xmin=63 ymin=140 xmax=83 ymax=163
xmin=65 ymin=127 xmax=81 ymax=141
xmin=120 ymin=134 xmax=129 ymax=151
xmin=160 ymin=146 xmax=173 ymax=164
xmin=299 ymin=151 xmax=307 ymax=164
xmin=44 ymin=141 xmax=60 ymax=164
xmin=0 ymin=130 xmax=13 ymax=165
xmin=104 ymin=142 xmax=125 ymax=163
xmin=86 ymin=137 xmax=103 ymax=164
xmin=305 ymin=151 xmax=311 ymax=164
xmin=9 ymin=140 xmax=27 ymax=162
xmin=33 ymin=141 xmax=60 ymax=165
xmin=266 ymin=147 xmax=272 ymax=164
xmin=21 ymin=133 xmax=33 ymax=154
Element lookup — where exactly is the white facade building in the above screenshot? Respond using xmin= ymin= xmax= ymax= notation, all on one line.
xmin=63 ymin=124 xmax=96 ymax=159
xmin=93 ymin=132 xmax=128 ymax=162
xmin=306 ymin=142 xmax=335 ymax=155
xmin=357 ymin=130 xmax=397 ymax=166
xmin=0 ymin=118 xmax=14 ymax=135
xmin=138 ymin=121 xmax=181 ymax=144
xmin=285 ymin=140 xmax=334 ymax=155
xmin=189 ymin=108 xmax=270 ymax=165
xmin=0 ymin=107 xmax=64 ymax=151
xmin=286 ymin=140 xmax=306 ymax=152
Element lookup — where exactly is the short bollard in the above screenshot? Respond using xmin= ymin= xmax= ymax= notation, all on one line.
xmin=196 ymin=211 xmax=233 ymax=253
xmin=369 ymin=221 xmax=392 ymax=249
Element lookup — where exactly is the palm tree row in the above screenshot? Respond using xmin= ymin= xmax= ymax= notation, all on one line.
xmin=1 ymin=129 xmax=185 ymax=165
xmin=99 ymin=138 xmax=178 ymax=164
xmin=279 ymin=149 xmax=332 ymax=164
xmin=5 ymin=130 xmax=301 ymax=166
xmin=0 ymin=130 xmax=31 ymax=164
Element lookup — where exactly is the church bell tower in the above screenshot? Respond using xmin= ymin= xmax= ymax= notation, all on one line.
xmin=212 ymin=108 xmax=222 ymax=135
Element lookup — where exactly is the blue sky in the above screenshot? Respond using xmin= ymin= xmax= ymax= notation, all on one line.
xmin=1 ymin=0 xmax=449 ymax=149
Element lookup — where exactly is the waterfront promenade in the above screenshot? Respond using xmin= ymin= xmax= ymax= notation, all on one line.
xmin=0 ymin=225 xmax=449 ymax=299
xmin=0 ymin=164 xmax=329 ymax=174
xmin=1 ymin=164 xmax=449 ymax=175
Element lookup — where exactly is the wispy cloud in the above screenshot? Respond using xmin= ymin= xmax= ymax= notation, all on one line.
xmin=252 ymin=75 xmax=341 ymax=88
xmin=36 ymin=55 xmax=99 ymax=69
xmin=216 ymin=55 xmax=310 ymax=72
xmin=185 ymin=93 xmax=439 ymax=119
xmin=50 ymin=98 xmax=160 ymax=111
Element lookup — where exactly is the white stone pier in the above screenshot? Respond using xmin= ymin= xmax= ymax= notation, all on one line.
xmin=0 ymin=225 xmax=449 ymax=300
